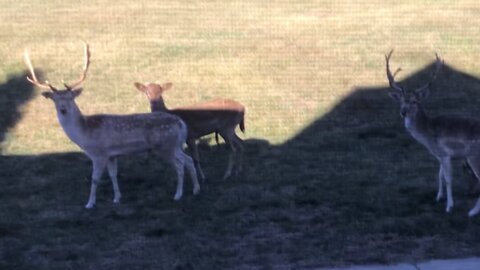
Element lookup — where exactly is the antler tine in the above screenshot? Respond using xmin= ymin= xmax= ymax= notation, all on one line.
xmin=63 ymin=83 xmax=72 ymax=90
xmin=23 ymin=49 xmax=58 ymax=91
xmin=66 ymin=42 xmax=91 ymax=90
xmin=393 ymin=67 xmax=402 ymax=79
xmin=385 ymin=50 xmax=404 ymax=93
xmin=416 ymin=52 xmax=444 ymax=92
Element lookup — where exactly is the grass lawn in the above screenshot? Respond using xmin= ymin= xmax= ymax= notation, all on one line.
xmin=2 ymin=1 xmax=480 ymax=269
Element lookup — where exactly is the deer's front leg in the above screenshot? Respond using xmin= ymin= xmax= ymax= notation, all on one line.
xmin=436 ymin=165 xmax=445 ymax=202
xmin=85 ymin=157 xmax=107 ymax=209
xmin=440 ymin=157 xmax=454 ymax=213
xmin=107 ymin=157 xmax=121 ymax=204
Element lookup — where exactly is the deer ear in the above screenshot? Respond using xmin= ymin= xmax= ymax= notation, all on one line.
xmin=41 ymin=92 xmax=53 ymax=99
xmin=134 ymin=82 xmax=147 ymax=93
xmin=162 ymin=82 xmax=173 ymax=91
xmin=72 ymin=88 xmax=83 ymax=97
xmin=388 ymin=90 xmax=402 ymax=102
xmin=415 ymin=87 xmax=430 ymax=101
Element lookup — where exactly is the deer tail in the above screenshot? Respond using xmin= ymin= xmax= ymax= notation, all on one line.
xmin=240 ymin=113 xmax=245 ymax=134
xmin=215 ymin=132 xmax=221 ymax=145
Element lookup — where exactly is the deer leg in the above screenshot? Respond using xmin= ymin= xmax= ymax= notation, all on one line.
xmin=232 ymin=133 xmax=244 ymax=175
xmin=107 ymin=157 xmax=121 ymax=204
xmin=466 ymin=157 xmax=480 ymax=216
xmin=440 ymin=157 xmax=454 ymax=213
xmin=187 ymin=139 xmax=206 ymax=181
xmin=169 ymin=150 xmax=185 ymax=201
xmin=221 ymin=132 xmax=237 ymax=180
xmin=85 ymin=157 xmax=107 ymax=209
xmin=463 ymin=161 xmax=480 ymax=196
xmin=436 ymin=165 xmax=445 ymax=202
xmin=178 ymin=150 xmax=200 ymax=196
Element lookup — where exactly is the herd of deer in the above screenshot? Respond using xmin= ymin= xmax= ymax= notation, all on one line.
xmin=21 ymin=43 xmax=480 ymax=217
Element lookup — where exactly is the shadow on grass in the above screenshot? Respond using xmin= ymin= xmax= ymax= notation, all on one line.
xmin=0 ymin=71 xmax=36 ymax=153
xmin=3 ymin=64 xmax=480 ymax=269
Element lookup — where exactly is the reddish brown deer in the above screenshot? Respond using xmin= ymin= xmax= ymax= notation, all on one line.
xmin=134 ymin=82 xmax=245 ymax=180
xmin=24 ymin=43 xmax=199 ymax=208
xmin=385 ymin=50 xmax=480 ymax=216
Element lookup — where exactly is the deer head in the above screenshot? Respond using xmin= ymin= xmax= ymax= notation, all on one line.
xmin=134 ymin=82 xmax=173 ymax=111
xmin=385 ymin=50 xmax=443 ymax=119
xmin=24 ymin=42 xmax=90 ymax=116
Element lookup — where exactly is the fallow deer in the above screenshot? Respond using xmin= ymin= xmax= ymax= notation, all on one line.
xmin=385 ymin=50 xmax=480 ymax=216
xmin=134 ymin=82 xmax=245 ymax=180
xmin=24 ymin=43 xmax=199 ymax=208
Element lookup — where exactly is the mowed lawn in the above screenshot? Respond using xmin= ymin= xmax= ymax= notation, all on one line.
xmin=2 ymin=1 xmax=480 ymax=269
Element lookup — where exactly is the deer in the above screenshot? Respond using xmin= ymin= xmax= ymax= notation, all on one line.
xmin=24 ymin=43 xmax=200 ymax=208
xmin=385 ymin=50 xmax=480 ymax=217
xmin=134 ymin=82 xmax=245 ymax=180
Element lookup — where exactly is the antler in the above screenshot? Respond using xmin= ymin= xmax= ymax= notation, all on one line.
xmin=65 ymin=42 xmax=90 ymax=90
xmin=385 ymin=50 xmax=404 ymax=93
xmin=23 ymin=49 xmax=58 ymax=91
xmin=415 ymin=53 xmax=444 ymax=92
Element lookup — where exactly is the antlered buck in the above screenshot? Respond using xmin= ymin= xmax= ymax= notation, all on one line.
xmin=24 ymin=43 xmax=199 ymax=208
xmin=134 ymin=82 xmax=245 ymax=180
xmin=385 ymin=50 xmax=480 ymax=216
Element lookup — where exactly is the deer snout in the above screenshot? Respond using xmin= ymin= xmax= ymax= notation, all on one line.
xmin=400 ymin=108 xmax=407 ymax=118
xmin=60 ymin=107 xmax=67 ymax=115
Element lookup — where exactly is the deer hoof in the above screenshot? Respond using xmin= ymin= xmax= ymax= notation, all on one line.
xmin=85 ymin=202 xmax=95 ymax=209
xmin=469 ymin=208 xmax=480 ymax=217
xmin=174 ymin=193 xmax=182 ymax=201
xmin=193 ymin=186 xmax=200 ymax=195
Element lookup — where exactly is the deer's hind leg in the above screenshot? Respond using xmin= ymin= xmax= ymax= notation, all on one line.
xmin=107 ymin=157 xmax=121 ymax=204
xmin=232 ymin=133 xmax=244 ymax=176
xmin=220 ymin=132 xmax=236 ymax=180
xmin=436 ymin=165 xmax=445 ymax=202
xmin=439 ymin=157 xmax=454 ymax=213
xmin=466 ymin=156 xmax=480 ymax=216
xmin=158 ymin=148 xmax=184 ymax=201
xmin=177 ymin=149 xmax=200 ymax=196
xmin=158 ymin=146 xmax=199 ymax=201
xmin=463 ymin=161 xmax=480 ymax=196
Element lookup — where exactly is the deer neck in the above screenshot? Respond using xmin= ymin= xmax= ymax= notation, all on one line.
xmin=404 ymin=107 xmax=432 ymax=145
xmin=56 ymin=102 xmax=87 ymax=145
xmin=150 ymin=98 xmax=169 ymax=112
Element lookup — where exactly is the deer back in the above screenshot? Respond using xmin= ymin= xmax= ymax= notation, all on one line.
xmin=75 ymin=112 xmax=187 ymax=155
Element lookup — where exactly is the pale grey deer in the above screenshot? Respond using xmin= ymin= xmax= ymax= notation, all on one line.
xmin=24 ymin=43 xmax=199 ymax=208
xmin=134 ymin=82 xmax=245 ymax=180
xmin=385 ymin=50 xmax=480 ymax=216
